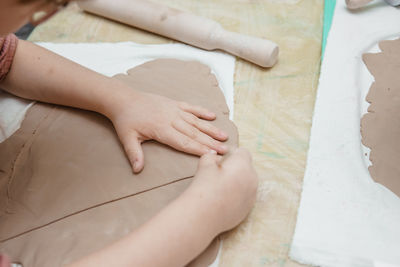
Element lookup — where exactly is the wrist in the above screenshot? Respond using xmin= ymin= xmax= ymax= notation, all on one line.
xmin=181 ymin=184 xmax=222 ymax=237
xmin=95 ymin=78 xmax=141 ymax=120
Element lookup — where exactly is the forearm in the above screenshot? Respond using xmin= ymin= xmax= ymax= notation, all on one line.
xmin=0 ymin=40 xmax=129 ymax=117
xmin=68 ymin=187 xmax=219 ymax=267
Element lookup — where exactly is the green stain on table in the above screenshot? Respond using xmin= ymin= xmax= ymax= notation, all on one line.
xmin=258 ymin=256 xmax=287 ymax=266
xmin=287 ymin=139 xmax=309 ymax=152
xmin=256 ymin=133 xmax=286 ymax=159
xmin=322 ymin=0 xmax=336 ymax=60
xmin=259 ymin=256 xmax=269 ymax=265
xmin=259 ymin=151 xmax=286 ymax=159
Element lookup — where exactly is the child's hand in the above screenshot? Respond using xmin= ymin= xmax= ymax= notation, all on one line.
xmin=1 ymin=40 xmax=229 ymax=174
xmin=106 ymin=89 xmax=229 ymax=173
xmin=188 ymin=148 xmax=258 ymax=233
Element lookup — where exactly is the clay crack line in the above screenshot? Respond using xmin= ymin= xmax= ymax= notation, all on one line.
xmin=1 ymin=175 xmax=194 ymax=243
xmin=5 ymin=105 xmax=56 ymax=215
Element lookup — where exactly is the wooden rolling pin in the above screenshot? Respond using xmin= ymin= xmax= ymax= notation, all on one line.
xmin=78 ymin=0 xmax=279 ymax=68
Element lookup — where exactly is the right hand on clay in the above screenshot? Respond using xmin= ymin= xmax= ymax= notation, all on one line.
xmin=105 ymin=88 xmax=229 ymax=173
xmin=188 ymin=148 xmax=258 ymax=233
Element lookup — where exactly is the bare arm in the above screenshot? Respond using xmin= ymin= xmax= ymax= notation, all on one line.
xmin=68 ymin=149 xmax=258 ymax=267
xmin=0 ymin=40 xmax=228 ymax=172
xmin=68 ymin=186 xmax=218 ymax=267
xmin=0 ymin=40 xmax=118 ymax=116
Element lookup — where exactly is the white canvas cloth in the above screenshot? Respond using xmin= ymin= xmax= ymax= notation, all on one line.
xmin=0 ymin=42 xmax=235 ymax=143
xmin=290 ymin=1 xmax=400 ymax=267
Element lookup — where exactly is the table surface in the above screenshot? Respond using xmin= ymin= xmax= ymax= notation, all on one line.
xmin=29 ymin=1 xmax=323 ymax=266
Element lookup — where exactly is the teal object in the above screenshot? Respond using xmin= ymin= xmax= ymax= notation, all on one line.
xmin=322 ymin=0 xmax=336 ymax=59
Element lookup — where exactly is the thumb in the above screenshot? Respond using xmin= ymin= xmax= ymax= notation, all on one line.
xmin=220 ymin=147 xmax=252 ymax=168
xmin=122 ymin=134 xmax=145 ymax=173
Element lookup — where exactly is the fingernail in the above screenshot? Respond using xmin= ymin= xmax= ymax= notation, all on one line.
xmin=131 ymin=160 xmax=138 ymax=172
xmin=219 ymin=131 xmax=228 ymax=138
xmin=209 ymin=149 xmax=217 ymax=154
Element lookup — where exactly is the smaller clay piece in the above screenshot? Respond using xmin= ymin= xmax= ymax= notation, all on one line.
xmin=361 ymin=38 xmax=400 ymax=197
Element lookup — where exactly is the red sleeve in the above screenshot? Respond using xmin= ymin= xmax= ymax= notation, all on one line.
xmin=0 ymin=254 xmax=11 ymax=267
xmin=0 ymin=34 xmax=19 ymax=82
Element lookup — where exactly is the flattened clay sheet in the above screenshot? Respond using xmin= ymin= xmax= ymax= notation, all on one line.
xmin=361 ymin=38 xmax=400 ymax=198
xmin=0 ymin=59 xmax=238 ymax=266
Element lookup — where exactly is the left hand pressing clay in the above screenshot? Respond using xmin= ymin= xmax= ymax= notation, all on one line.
xmin=0 ymin=59 xmax=238 ymax=266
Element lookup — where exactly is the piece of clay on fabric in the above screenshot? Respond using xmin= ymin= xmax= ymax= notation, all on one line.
xmin=361 ymin=38 xmax=400 ymax=198
xmin=0 ymin=59 xmax=237 ymax=266
xmin=1 ymin=178 xmax=220 ymax=267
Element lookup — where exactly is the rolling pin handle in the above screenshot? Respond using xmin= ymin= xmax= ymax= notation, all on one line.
xmin=212 ymin=27 xmax=279 ymax=68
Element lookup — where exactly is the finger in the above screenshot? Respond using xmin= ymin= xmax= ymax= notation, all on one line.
xmin=216 ymin=147 xmax=251 ymax=168
xmin=178 ymin=101 xmax=216 ymax=120
xmin=223 ymin=147 xmax=252 ymax=166
xmin=181 ymin=112 xmax=228 ymax=141
xmin=198 ymin=150 xmax=219 ymax=167
xmin=162 ymin=129 xmax=214 ymax=156
xmin=236 ymin=147 xmax=253 ymax=162
xmin=121 ymin=134 xmax=145 ymax=173
xmin=172 ymin=120 xmax=228 ymax=154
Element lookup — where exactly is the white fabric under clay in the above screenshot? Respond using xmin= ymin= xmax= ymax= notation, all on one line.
xmin=290 ymin=1 xmax=400 ymax=267
xmin=0 ymin=42 xmax=235 ymax=142
xmin=0 ymin=42 xmax=236 ymax=267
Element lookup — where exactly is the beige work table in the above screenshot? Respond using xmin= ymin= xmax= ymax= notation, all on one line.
xmin=28 ymin=1 xmax=324 ymax=266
